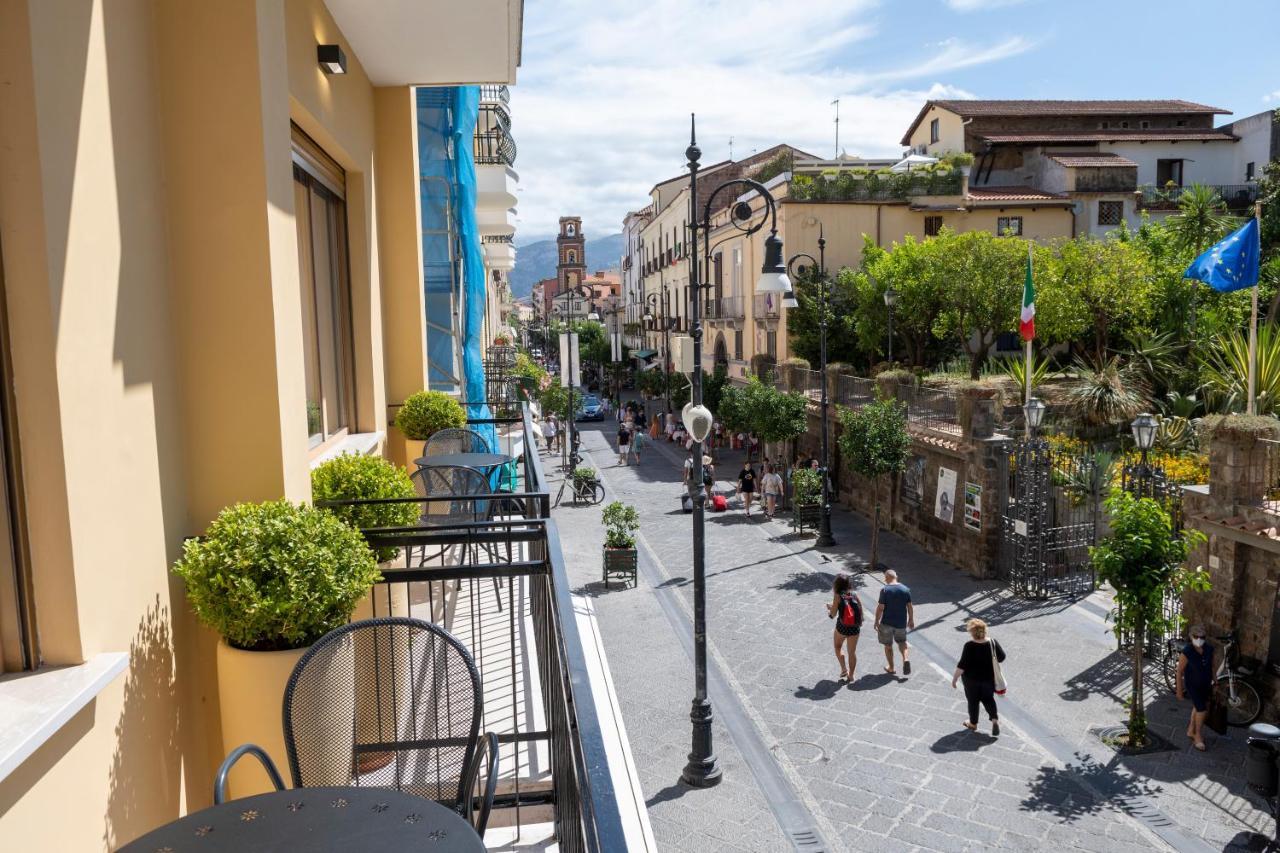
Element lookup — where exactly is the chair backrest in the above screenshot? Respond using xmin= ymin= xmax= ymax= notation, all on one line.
xmin=282 ymin=617 xmax=482 ymax=810
xmin=411 ymin=465 xmax=490 ymax=524
xmin=422 ymin=428 xmax=493 ymax=458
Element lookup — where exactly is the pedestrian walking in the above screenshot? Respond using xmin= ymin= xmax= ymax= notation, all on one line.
xmin=616 ymin=420 xmax=631 ymax=465
xmin=702 ymin=455 xmax=715 ymax=501
xmin=737 ymin=461 xmax=757 ymax=516
xmin=873 ymin=569 xmax=914 ymax=676
xmin=761 ymin=463 xmax=783 ymax=519
xmin=1176 ymin=624 xmax=1214 ymax=751
xmin=630 ymin=422 xmax=646 ymax=463
xmin=950 ymin=618 xmax=1006 ymax=736
xmin=827 ymin=573 xmax=863 ymax=682
xmin=543 ymin=415 xmax=558 ymax=453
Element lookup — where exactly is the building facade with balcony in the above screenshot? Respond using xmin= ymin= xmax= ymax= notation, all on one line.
xmin=620 ymin=207 xmax=652 ymax=352
xmin=475 ymin=86 xmax=520 ymax=348
xmin=900 ymin=99 xmax=1261 ymax=236
xmin=0 ymin=2 xmax=645 ymax=850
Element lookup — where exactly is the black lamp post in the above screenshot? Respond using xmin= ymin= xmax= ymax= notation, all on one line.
xmin=682 ymin=114 xmax=791 ymax=788
xmin=884 ymin=286 xmax=898 ymax=365
xmin=786 ymin=228 xmax=836 ymax=548
xmin=1129 ymin=412 xmax=1158 ymax=498
xmin=1023 ymin=396 xmax=1046 ymax=440
xmin=554 ymin=284 xmax=591 ymax=471
xmin=644 ymin=282 xmax=673 ymax=414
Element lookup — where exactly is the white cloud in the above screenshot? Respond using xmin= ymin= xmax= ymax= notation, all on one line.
xmin=1264 ymin=89 xmax=1280 ymax=103
xmin=944 ymin=0 xmax=1028 ymax=11
xmin=508 ymin=0 xmax=1033 ymax=239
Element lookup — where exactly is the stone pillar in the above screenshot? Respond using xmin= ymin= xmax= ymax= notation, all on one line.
xmin=959 ymin=387 xmax=997 ymax=441
xmin=826 ymin=362 xmax=852 ymax=405
xmin=876 ymin=375 xmax=898 ymax=402
xmin=1206 ymin=417 xmax=1279 ymax=515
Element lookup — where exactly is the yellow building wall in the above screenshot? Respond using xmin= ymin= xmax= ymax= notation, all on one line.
xmin=0 ymin=0 xmax=421 ymax=848
xmin=906 ymin=105 xmax=966 ymax=155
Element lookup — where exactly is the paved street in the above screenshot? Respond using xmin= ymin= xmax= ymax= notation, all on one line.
xmin=549 ymin=415 xmax=1274 ymax=852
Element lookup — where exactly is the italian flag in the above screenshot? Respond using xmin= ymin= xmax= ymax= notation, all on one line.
xmin=1019 ymin=245 xmax=1035 ymax=341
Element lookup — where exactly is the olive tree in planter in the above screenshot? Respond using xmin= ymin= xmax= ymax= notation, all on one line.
xmin=1090 ymin=490 xmax=1207 ymax=749
xmin=172 ymin=499 xmax=379 ymax=798
xmin=393 ymin=389 xmax=466 ymax=468
xmin=790 ymin=467 xmax=822 ymax=532
xmin=838 ymin=397 xmax=911 ymax=572
xmin=601 ymin=501 xmax=640 ymax=588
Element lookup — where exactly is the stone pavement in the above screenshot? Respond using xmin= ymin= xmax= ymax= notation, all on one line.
xmin=549 ymin=415 xmax=1274 ymax=852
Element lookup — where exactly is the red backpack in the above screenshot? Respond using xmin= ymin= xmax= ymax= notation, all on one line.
xmin=838 ymin=593 xmax=862 ymax=629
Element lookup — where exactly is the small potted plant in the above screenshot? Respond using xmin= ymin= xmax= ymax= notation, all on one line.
xmin=572 ymin=466 xmax=598 ymax=502
xmin=393 ymin=389 xmax=466 ymax=468
xmin=790 ymin=467 xmax=822 ymax=533
xmin=602 ymin=501 xmax=640 ymax=588
xmin=173 ymin=500 xmax=379 ymax=798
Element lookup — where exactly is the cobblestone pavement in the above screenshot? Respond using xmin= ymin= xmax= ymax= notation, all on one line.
xmin=550 ymin=414 xmax=1273 ymax=852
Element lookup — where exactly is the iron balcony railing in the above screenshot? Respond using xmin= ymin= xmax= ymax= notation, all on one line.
xmin=753 ymin=293 xmax=781 ymax=320
xmin=474 ymin=130 xmax=518 ymax=167
xmin=704 ymin=295 xmax=744 ymax=320
xmin=1138 ymin=183 xmax=1259 ymax=211
xmin=479 ymin=85 xmax=511 ymax=105
xmin=825 ymin=377 xmax=960 ymax=433
xmin=316 ymin=405 xmax=632 ymax=852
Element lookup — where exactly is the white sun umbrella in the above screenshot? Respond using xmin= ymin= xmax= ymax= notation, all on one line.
xmin=890 ymin=154 xmax=939 ymax=172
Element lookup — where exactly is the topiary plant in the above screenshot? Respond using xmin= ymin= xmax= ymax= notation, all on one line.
xmin=602 ymin=501 xmax=640 ymax=549
xmin=311 ymin=453 xmax=420 ymax=562
xmin=791 ymin=467 xmax=822 ymax=505
xmin=173 ymin=500 xmax=380 ymax=651
xmin=394 ymin=390 xmax=466 ymax=440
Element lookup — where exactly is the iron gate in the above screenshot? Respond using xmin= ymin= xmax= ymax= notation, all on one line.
xmin=1116 ymin=461 xmax=1187 ymax=653
xmin=997 ymin=439 xmax=1103 ymax=598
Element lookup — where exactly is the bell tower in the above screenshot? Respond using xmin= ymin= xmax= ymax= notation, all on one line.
xmin=556 ymin=216 xmax=586 ymax=296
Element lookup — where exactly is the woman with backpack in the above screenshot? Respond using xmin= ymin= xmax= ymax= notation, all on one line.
xmin=827 ymin=572 xmax=863 ymax=682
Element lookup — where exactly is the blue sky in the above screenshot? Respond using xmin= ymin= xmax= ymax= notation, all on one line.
xmin=511 ymin=0 xmax=1280 ymax=241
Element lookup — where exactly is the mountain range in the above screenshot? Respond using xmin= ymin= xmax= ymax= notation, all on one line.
xmin=509 ymin=232 xmax=624 ymax=299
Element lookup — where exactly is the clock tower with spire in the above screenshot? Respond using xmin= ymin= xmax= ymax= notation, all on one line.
xmin=556 ymin=216 xmax=586 ymax=298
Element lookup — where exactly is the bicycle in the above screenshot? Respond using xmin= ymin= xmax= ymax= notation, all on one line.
xmin=1161 ymin=630 xmax=1262 ymax=726
xmin=553 ymin=468 xmax=605 ymax=507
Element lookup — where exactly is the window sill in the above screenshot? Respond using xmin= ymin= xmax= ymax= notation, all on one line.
xmin=0 ymin=652 xmax=128 ymax=782
xmin=308 ymin=431 xmax=385 ymax=469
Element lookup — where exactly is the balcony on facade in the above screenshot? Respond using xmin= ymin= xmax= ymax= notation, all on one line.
xmin=475 ymin=104 xmax=518 ymax=168
xmin=704 ymin=295 xmax=744 ymax=322
xmin=475 ymin=97 xmax=518 ymax=244
xmin=1138 ymin=183 xmax=1259 ymax=212
xmin=754 ymin=292 xmax=781 ymax=322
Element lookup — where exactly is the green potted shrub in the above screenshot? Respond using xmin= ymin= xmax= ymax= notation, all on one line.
xmin=601 ymin=501 xmax=640 ymax=588
xmin=173 ymin=500 xmax=379 ymax=798
xmin=790 ymin=467 xmax=822 ymax=532
xmin=393 ymin=389 xmax=466 ymax=468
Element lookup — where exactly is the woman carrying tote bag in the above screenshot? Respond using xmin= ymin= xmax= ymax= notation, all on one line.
xmin=951 ymin=618 xmax=1007 ymax=736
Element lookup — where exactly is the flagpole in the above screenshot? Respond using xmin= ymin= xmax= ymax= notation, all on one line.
xmin=1249 ymin=201 xmax=1262 ymax=415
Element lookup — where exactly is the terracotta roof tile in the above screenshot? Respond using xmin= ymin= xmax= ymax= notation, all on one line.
xmin=934 ymin=99 xmax=1228 ymax=116
xmin=1047 ymin=153 xmax=1139 ymax=167
xmin=980 ymin=130 xmax=1236 ymax=143
xmin=967 ymin=186 xmax=1069 ymax=202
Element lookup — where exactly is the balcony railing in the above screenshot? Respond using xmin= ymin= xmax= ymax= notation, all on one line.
xmin=1138 ymin=183 xmax=1259 ymax=211
xmin=483 ymin=234 xmax=515 ymax=244
xmin=475 ymin=129 xmax=518 ymax=167
xmin=318 ymin=406 xmax=635 ymax=851
xmin=753 ymin=293 xmax=781 ymax=320
xmin=704 ymin=295 xmax=744 ymax=320
xmin=479 ymin=85 xmax=511 ymax=105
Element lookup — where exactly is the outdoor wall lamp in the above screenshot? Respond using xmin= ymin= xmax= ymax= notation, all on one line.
xmin=682 ymin=402 xmax=713 ymax=442
xmin=757 ymin=231 xmax=792 ymax=295
xmin=317 ymin=44 xmax=347 ymax=75
xmin=884 ymin=287 xmax=899 ymax=308
xmin=1023 ymin=397 xmax=1046 ymax=432
xmin=1131 ymin=413 xmax=1158 ymax=452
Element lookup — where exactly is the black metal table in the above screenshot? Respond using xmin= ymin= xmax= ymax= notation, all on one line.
xmin=414 ymin=452 xmax=512 ymax=472
xmin=117 ymin=786 xmax=483 ymax=852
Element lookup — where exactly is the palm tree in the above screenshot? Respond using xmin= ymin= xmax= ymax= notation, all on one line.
xmin=1165 ymin=184 xmax=1237 ymax=256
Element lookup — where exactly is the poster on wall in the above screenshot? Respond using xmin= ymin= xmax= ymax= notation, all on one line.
xmin=964 ymin=482 xmax=982 ymax=531
xmin=935 ymin=467 xmax=957 ymax=523
xmin=901 ymin=455 xmax=926 ymax=508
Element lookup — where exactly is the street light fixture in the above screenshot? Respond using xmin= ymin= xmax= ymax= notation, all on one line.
xmin=1023 ymin=397 xmax=1046 ymax=437
xmin=1129 ymin=412 xmax=1159 ymax=497
xmin=787 ymin=227 xmax=836 ymax=548
xmin=680 ymin=114 xmax=786 ymax=788
xmin=883 ymin=286 xmax=898 ymax=364
xmin=645 ymin=283 xmax=673 ymax=414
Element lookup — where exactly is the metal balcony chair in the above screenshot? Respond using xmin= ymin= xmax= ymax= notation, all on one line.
xmin=213 ymin=617 xmax=499 ymax=836
xmin=411 ymin=465 xmax=504 ymax=611
xmin=421 ymin=427 xmax=494 ymax=460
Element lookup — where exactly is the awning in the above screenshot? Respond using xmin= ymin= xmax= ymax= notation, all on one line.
xmin=633 ymin=349 xmax=658 ymax=359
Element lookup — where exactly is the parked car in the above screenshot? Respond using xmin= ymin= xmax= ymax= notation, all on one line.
xmin=576 ymin=395 xmax=604 ymax=421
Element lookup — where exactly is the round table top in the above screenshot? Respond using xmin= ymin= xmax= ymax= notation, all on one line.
xmin=117 ymin=786 xmax=483 ymax=853
xmin=414 ymin=452 xmax=512 ymax=470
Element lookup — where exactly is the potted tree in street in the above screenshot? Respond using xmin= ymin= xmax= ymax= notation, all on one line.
xmin=172 ymin=500 xmax=380 ymax=798
xmin=1090 ymin=489 xmax=1207 ymax=750
xmin=838 ymin=397 xmax=911 ymax=572
xmin=393 ymin=389 xmax=466 ymax=469
xmin=602 ymin=501 xmax=640 ymax=588
xmin=790 ymin=467 xmax=822 ymax=532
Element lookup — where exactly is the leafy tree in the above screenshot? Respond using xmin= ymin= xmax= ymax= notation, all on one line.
xmin=934 ymin=230 xmax=1026 ymax=377
xmin=837 ymin=398 xmax=911 ymax=571
xmin=1165 ymin=184 xmax=1238 ymax=256
xmin=787 ymin=265 xmax=860 ymax=367
xmin=1037 ymin=236 xmax=1156 ymax=362
xmin=1090 ymin=490 xmax=1207 ymax=746
xmin=715 ymin=377 xmax=807 ymax=454
xmin=863 ymin=235 xmax=947 ymax=368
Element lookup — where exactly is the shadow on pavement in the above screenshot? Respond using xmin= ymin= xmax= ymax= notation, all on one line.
xmin=848 ymin=672 xmax=902 ymax=691
xmin=646 ymin=782 xmax=695 ymax=808
xmin=795 ymin=679 xmax=844 ymax=701
xmin=1224 ymin=829 xmax=1273 ymax=852
xmin=772 ymin=570 xmax=836 ymax=595
xmin=572 ymin=580 xmax=634 ymax=598
xmin=1019 ymin=751 xmax=1163 ymax=824
xmin=930 ymin=731 xmax=994 ymax=753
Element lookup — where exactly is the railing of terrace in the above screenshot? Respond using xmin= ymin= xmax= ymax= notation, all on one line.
xmin=793 ymin=368 xmax=824 ymax=399
xmin=896 ymin=383 xmax=959 ymax=431
xmin=835 ymin=375 xmax=876 ymax=409
xmin=1138 ymin=183 xmax=1258 ymax=211
xmin=316 ymin=405 xmax=630 ymax=852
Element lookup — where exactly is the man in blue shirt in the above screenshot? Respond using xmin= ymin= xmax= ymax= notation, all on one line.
xmin=874 ymin=568 xmax=915 ymax=676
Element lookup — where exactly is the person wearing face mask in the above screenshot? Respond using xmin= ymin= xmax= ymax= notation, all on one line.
xmin=1176 ymin=624 xmax=1215 ymax=751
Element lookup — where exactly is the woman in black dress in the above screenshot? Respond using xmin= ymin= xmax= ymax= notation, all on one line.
xmin=1176 ymin=623 xmax=1215 ymax=751
xmin=737 ymin=462 xmax=757 ymax=516
xmin=951 ymin=617 xmax=1006 ymax=736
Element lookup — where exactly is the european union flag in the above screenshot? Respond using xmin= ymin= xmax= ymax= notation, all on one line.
xmin=1183 ymin=218 xmax=1261 ymax=293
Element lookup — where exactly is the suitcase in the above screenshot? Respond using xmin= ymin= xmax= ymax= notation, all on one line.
xmin=681 ymin=493 xmax=693 ymax=513
xmin=711 ymin=495 xmax=728 ymax=512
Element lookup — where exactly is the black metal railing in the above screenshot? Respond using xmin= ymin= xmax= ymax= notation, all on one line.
xmin=836 ymin=375 xmax=876 ymax=409
xmin=704 ymin=296 xmax=744 ymax=320
xmin=753 ymin=293 xmax=781 ymax=320
xmin=483 ymin=234 xmax=515 ymax=244
xmin=479 ymin=85 xmax=511 ymax=105
xmin=897 ymin=383 xmax=959 ymax=431
xmin=1138 ymin=183 xmax=1259 ymax=211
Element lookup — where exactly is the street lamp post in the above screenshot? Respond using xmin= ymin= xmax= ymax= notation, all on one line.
xmin=1129 ymin=412 xmax=1158 ymax=498
xmin=884 ymin=286 xmax=898 ymax=365
xmin=682 ymin=115 xmax=792 ymax=788
xmin=554 ymin=284 xmax=591 ymax=471
xmin=786 ymin=228 xmax=836 ymax=548
xmin=645 ymin=280 xmax=673 ymax=415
